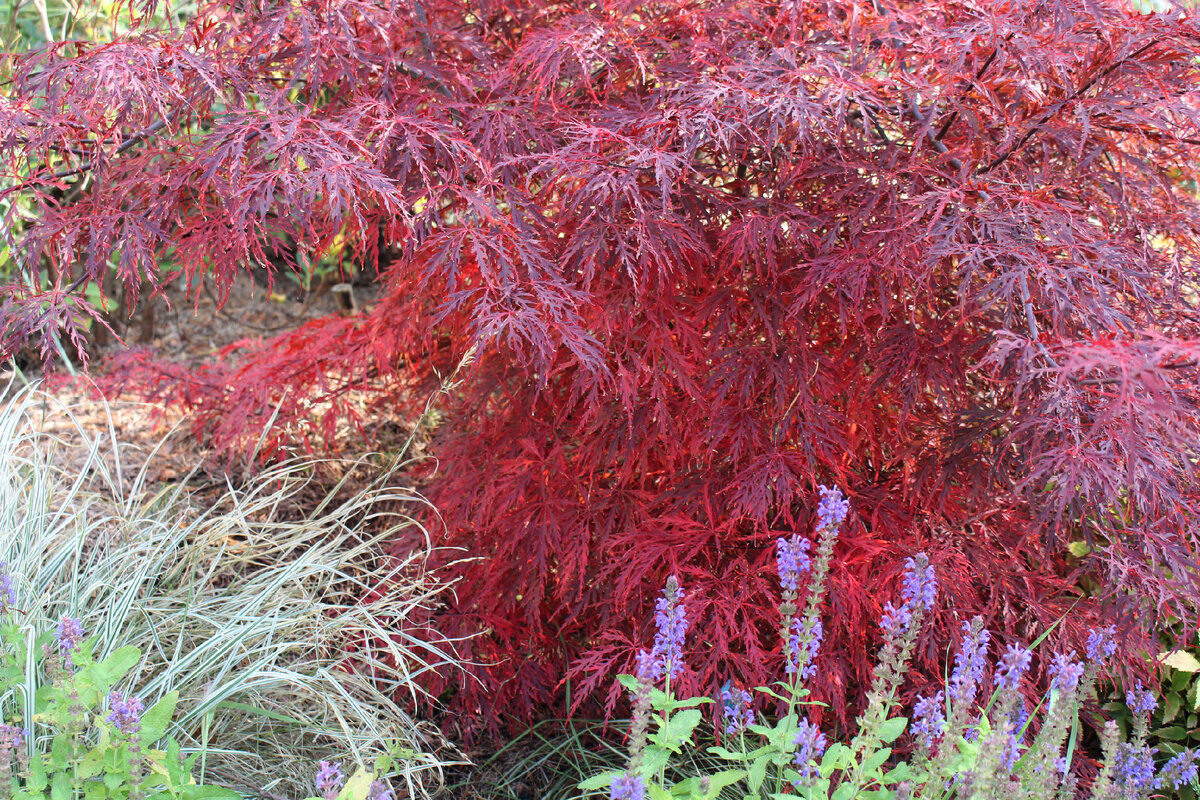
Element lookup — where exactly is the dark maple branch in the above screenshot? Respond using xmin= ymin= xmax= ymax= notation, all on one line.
xmin=978 ymin=39 xmax=1162 ymax=176
xmin=933 ymin=46 xmax=1001 ymax=144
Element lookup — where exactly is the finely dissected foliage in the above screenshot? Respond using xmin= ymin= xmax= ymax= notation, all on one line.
xmin=0 ymin=386 xmax=463 ymax=797
xmin=3 ymin=0 xmax=1200 ymax=724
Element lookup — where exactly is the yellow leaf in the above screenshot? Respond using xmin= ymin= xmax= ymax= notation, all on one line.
xmin=1158 ymin=650 xmax=1200 ymax=672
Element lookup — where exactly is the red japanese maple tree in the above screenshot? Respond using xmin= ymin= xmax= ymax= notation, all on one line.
xmin=4 ymin=0 xmax=1200 ymax=728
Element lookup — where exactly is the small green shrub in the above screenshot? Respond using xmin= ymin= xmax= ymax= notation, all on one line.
xmin=0 ymin=599 xmax=238 ymax=800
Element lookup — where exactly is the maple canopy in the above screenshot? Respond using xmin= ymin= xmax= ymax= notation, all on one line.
xmin=4 ymin=0 xmax=1200 ymax=727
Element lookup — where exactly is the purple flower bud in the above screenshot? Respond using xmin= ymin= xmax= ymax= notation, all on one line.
xmin=0 ymin=564 xmax=15 ymax=614
xmin=315 ymin=761 xmax=344 ymax=800
xmin=792 ymin=719 xmax=827 ymax=788
xmin=610 ymin=773 xmax=645 ymax=800
xmin=995 ymin=644 xmax=1032 ymax=692
xmin=1085 ymin=626 xmax=1117 ymax=664
xmin=1048 ymin=652 xmax=1083 ymax=694
xmin=105 ymin=692 xmax=144 ymax=736
xmin=1126 ymin=681 xmax=1157 ymax=715
xmin=901 ymin=555 xmax=937 ymax=612
xmin=367 ymin=780 xmax=393 ymax=800
xmin=54 ymin=617 xmax=84 ymax=659
xmin=911 ymin=691 xmax=946 ymax=749
xmin=815 ymin=485 xmax=850 ymax=531
xmin=776 ymin=536 xmax=811 ymax=593
xmin=948 ymin=619 xmax=990 ymax=707
xmin=719 ymin=682 xmax=755 ymax=736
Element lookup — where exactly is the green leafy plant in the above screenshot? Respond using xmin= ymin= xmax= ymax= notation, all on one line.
xmin=0 ymin=599 xmax=238 ymax=800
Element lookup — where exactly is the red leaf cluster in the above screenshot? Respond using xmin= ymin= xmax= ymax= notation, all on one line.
xmin=5 ymin=0 xmax=1200 ymax=729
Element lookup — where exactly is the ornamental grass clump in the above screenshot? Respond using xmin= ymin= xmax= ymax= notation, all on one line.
xmin=0 ymin=386 xmax=465 ymax=798
xmin=582 ymin=487 xmax=1200 ymax=799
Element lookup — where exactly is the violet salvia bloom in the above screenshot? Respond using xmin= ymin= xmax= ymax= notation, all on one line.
xmin=610 ymin=774 xmax=645 ymax=800
xmin=879 ymin=601 xmax=913 ymax=637
xmin=1086 ymin=625 xmax=1117 ymax=664
xmin=815 ymin=485 xmax=850 ymax=531
xmin=1115 ymin=743 xmax=1157 ymax=792
xmin=1048 ymin=652 xmax=1084 ymax=694
xmin=776 ymin=535 xmax=811 ymax=593
xmin=911 ymin=691 xmax=946 ymax=750
xmin=948 ymin=619 xmax=990 ymax=708
xmin=0 ymin=725 xmax=23 ymax=750
xmin=792 ymin=719 xmax=827 ymax=788
xmin=901 ymin=555 xmax=938 ymax=612
xmin=54 ymin=616 xmax=84 ymax=659
xmin=1126 ymin=681 xmax=1157 ymax=714
xmin=650 ymin=575 xmax=687 ymax=682
xmin=1157 ymin=748 xmax=1199 ymax=790
xmin=106 ymin=692 xmax=144 ymax=736
xmin=315 ymin=761 xmax=344 ymax=800
xmin=0 ymin=564 xmax=14 ymax=614
xmin=995 ymin=644 xmax=1032 ymax=691
xmin=785 ymin=617 xmax=822 ymax=679
xmin=719 ymin=682 xmax=754 ymax=736
xmin=634 ymin=649 xmax=660 ymax=685
xmin=366 ymin=780 xmax=393 ymax=800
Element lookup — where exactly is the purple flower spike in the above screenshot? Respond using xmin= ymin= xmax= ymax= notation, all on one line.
xmin=635 ymin=576 xmax=689 ymax=686
xmin=879 ymin=601 xmax=913 ymax=637
xmin=901 ymin=555 xmax=937 ymax=612
xmin=1115 ymin=743 xmax=1157 ymax=791
xmin=815 ymin=485 xmax=850 ymax=531
xmin=719 ymin=682 xmax=755 ymax=735
xmin=912 ymin=691 xmax=946 ymax=749
xmin=0 ymin=725 xmax=23 ymax=750
xmin=996 ymin=644 xmax=1032 ymax=691
xmin=1126 ymin=681 xmax=1157 ymax=715
xmin=776 ymin=536 xmax=811 ymax=593
xmin=0 ymin=564 xmax=15 ymax=613
xmin=1086 ymin=626 xmax=1117 ymax=664
xmin=792 ymin=720 xmax=827 ymax=788
xmin=651 ymin=576 xmax=687 ymax=681
xmin=1048 ymin=652 xmax=1084 ymax=694
xmin=1157 ymin=748 xmax=1199 ymax=790
xmin=106 ymin=692 xmax=144 ymax=736
xmin=54 ymin=616 xmax=85 ymax=659
xmin=785 ymin=617 xmax=822 ymax=679
xmin=948 ymin=619 xmax=990 ymax=707
xmin=610 ymin=774 xmax=645 ymax=800
xmin=366 ymin=780 xmax=393 ymax=800
xmin=315 ymin=761 xmax=344 ymax=800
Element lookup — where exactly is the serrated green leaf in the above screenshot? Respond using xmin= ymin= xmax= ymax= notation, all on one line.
xmin=579 ymin=770 xmax=625 ymax=791
xmin=661 ymin=709 xmax=702 ymax=746
xmin=642 ymin=745 xmax=670 ymax=778
xmin=96 ymin=646 xmax=141 ymax=689
xmin=877 ymin=716 xmax=907 ymax=744
xmin=747 ymin=757 xmax=767 ymax=792
xmin=860 ymin=747 xmax=891 ymax=775
xmin=138 ymin=691 xmax=178 ymax=744
xmin=704 ymin=770 xmax=746 ymax=799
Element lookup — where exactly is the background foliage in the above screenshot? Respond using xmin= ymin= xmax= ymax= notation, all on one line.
xmin=2 ymin=0 xmax=1200 ymax=731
